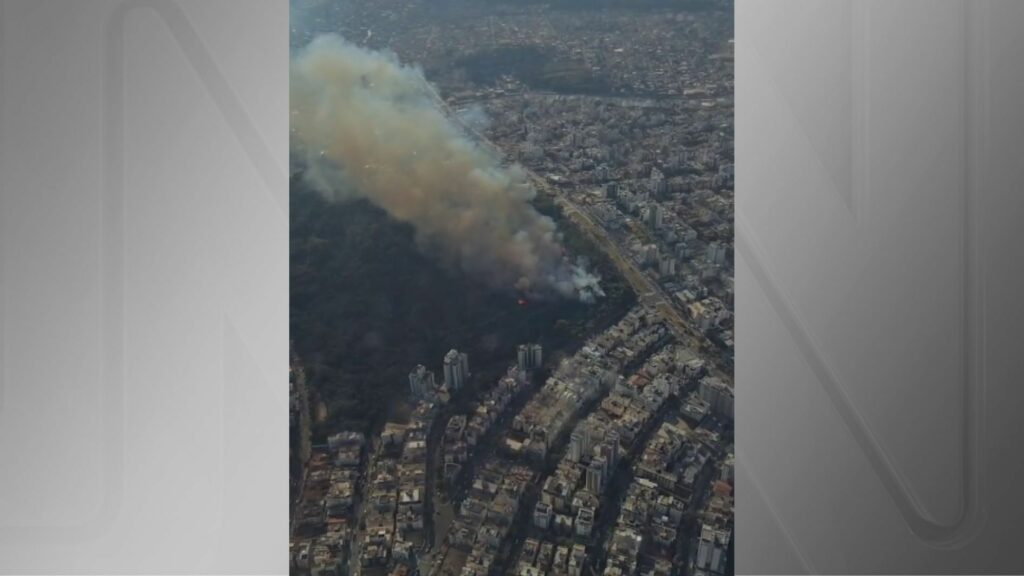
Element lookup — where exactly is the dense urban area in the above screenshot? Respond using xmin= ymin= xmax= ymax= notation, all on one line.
xmin=290 ymin=0 xmax=734 ymax=575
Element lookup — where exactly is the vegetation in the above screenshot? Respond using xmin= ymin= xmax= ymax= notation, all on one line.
xmin=290 ymin=180 xmax=634 ymax=439
xmin=455 ymin=45 xmax=613 ymax=95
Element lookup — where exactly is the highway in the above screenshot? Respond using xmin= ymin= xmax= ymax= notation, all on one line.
xmin=541 ymin=189 xmax=732 ymax=382
xmin=430 ymin=88 xmax=731 ymax=383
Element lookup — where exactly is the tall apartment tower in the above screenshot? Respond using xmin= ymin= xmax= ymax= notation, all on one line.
xmin=443 ymin=349 xmax=469 ymax=391
xmin=603 ymin=431 xmax=620 ymax=469
xmin=517 ymin=343 xmax=544 ymax=372
xmin=568 ymin=430 xmax=584 ymax=463
xmin=646 ymin=204 xmax=664 ymax=229
xmin=696 ymin=524 xmax=715 ymax=569
xmin=409 ymin=364 xmax=434 ymax=400
xmin=586 ymin=456 xmax=606 ymax=494
xmin=529 ymin=344 xmax=542 ymax=370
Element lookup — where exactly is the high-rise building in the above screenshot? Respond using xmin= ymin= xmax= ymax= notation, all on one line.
xmin=604 ymin=181 xmax=621 ymax=199
xmin=712 ymin=528 xmax=731 ymax=573
xmin=696 ymin=524 xmax=714 ymax=569
xmin=568 ymin=430 xmax=584 ymax=463
xmin=604 ymin=431 xmax=620 ymax=468
xmin=606 ymin=429 xmax=620 ymax=451
xmin=711 ymin=538 xmax=726 ymax=573
xmin=443 ymin=349 xmax=469 ymax=391
xmin=598 ymin=445 xmax=614 ymax=476
xmin=517 ymin=343 xmax=544 ymax=373
xmin=699 ymin=377 xmax=734 ymax=421
xmin=408 ymin=364 xmax=434 ymax=400
xmin=576 ymin=424 xmax=592 ymax=461
xmin=721 ymin=453 xmax=734 ymax=483
xmin=646 ymin=203 xmax=664 ymax=229
xmin=575 ymin=507 xmax=594 ymax=537
xmin=659 ymin=253 xmax=676 ymax=276
xmin=706 ymin=241 xmax=727 ymax=266
xmin=695 ymin=523 xmax=732 ymax=572
xmin=649 ymin=167 xmax=666 ymax=195
xmin=586 ymin=457 xmax=605 ymax=494
xmin=533 ymin=501 xmax=553 ymax=530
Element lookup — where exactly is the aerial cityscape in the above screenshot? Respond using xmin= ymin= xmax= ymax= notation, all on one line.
xmin=289 ymin=0 xmax=734 ymax=575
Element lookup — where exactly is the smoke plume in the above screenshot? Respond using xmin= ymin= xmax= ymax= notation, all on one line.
xmin=290 ymin=35 xmax=603 ymax=302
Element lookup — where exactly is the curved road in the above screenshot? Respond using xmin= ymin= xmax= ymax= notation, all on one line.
xmin=430 ymin=86 xmax=731 ymax=383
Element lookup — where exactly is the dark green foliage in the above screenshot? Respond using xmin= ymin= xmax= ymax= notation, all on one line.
xmin=455 ymin=45 xmax=613 ymax=95
xmin=290 ymin=180 xmax=634 ymax=437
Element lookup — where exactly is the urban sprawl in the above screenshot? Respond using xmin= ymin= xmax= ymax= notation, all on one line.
xmin=291 ymin=1 xmax=734 ymax=575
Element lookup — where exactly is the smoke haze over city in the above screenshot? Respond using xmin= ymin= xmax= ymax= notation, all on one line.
xmin=290 ymin=34 xmax=604 ymax=302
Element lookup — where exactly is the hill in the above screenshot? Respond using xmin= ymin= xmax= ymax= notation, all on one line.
xmin=290 ymin=180 xmax=634 ymax=438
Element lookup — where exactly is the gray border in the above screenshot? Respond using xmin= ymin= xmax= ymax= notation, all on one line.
xmin=1 ymin=0 xmax=288 ymax=542
xmin=737 ymin=0 xmax=986 ymax=547
xmin=0 ymin=0 xmax=6 ymax=418
xmin=850 ymin=0 xmax=869 ymax=221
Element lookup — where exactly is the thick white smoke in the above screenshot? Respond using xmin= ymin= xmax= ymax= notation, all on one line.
xmin=290 ymin=35 xmax=603 ymax=302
